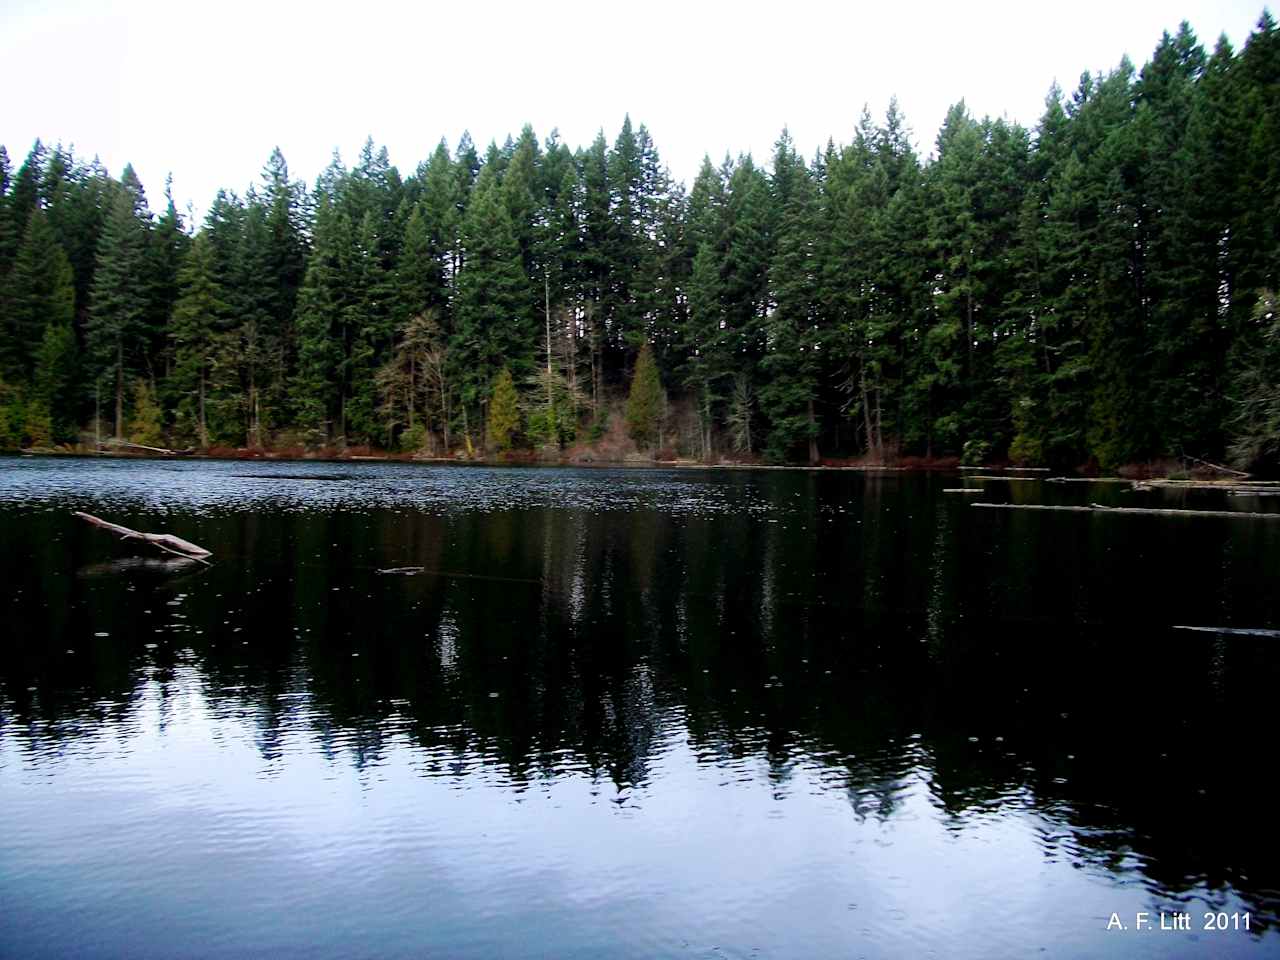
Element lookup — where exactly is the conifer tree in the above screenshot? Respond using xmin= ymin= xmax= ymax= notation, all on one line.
xmin=0 ymin=146 xmax=17 ymax=279
xmin=293 ymin=195 xmax=350 ymax=440
xmin=32 ymin=320 xmax=78 ymax=443
xmin=4 ymin=208 xmax=75 ymax=379
xmin=169 ymin=233 xmax=229 ymax=447
xmin=486 ymin=367 xmax=520 ymax=452
xmin=87 ymin=181 xmax=151 ymax=439
xmin=626 ymin=342 xmax=664 ymax=449
xmin=454 ymin=169 xmax=532 ymax=438
xmin=762 ymin=133 xmax=823 ymax=462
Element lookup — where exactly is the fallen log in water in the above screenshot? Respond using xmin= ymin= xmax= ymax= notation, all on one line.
xmin=100 ymin=438 xmax=177 ymax=455
xmin=1133 ymin=479 xmax=1280 ymax=494
xmin=1172 ymin=625 xmax=1280 ymax=637
xmin=958 ymin=466 xmax=1051 ymax=472
xmin=971 ymin=502 xmax=1280 ymax=520
xmin=942 ymin=488 xmax=984 ymax=494
xmin=1181 ymin=455 xmax=1251 ymax=478
xmin=73 ymin=511 xmax=212 ymax=562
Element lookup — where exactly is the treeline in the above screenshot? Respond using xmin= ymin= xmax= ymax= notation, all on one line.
xmin=2 ymin=15 xmax=1279 ymax=469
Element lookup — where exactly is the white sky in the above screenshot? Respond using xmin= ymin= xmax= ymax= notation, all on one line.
xmin=1 ymin=0 xmax=1269 ymax=223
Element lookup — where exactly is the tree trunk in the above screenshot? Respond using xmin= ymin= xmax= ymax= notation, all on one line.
xmin=807 ymin=398 xmax=819 ymax=465
xmin=198 ymin=366 xmax=207 ymax=449
xmin=441 ymin=388 xmax=451 ymax=453
xmin=875 ymin=385 xmax=884 ymax=461
xmin=702 ymin=384 xmax=713 ymax=460
xmin=860 ymin=361 xmax=876 ymax=460
xmin=408 ymin=354 xmax=415 ymax=432
xmin=114 ymin=340 xmax=124 ymax=441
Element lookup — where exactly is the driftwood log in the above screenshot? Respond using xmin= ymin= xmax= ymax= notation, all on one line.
xmin=74 ymin=511 xmax=212 ymax=562
xmin=971 ymin=502 xmax=1280 ymax=520
xmin=1172 ymin=625 xmax=1280 ymax=637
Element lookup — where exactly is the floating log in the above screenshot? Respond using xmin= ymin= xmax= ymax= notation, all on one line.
xmin=942 ymin=488 xmax=984 ymax=494
xmin=1172 ymin=625 xmax=1280 ymax=637
xmin=1046 ymin=477 xmax=1132 ymax=484
xmin=377 ymin=566 xmax=425 ymax=575
xmin=100 ymin=438 xmax=177 ymax=455
xmin=971 ymin=502 xmax=1280 ymax=520
xmin=1133 ymin=479 xmax=1280 ymax=494
xmin=1181 ymin=455 xmax=1251 ymax=478
xmin=74 ymin=511 xmax=212 ymax=562
xmin=958 ymin=466 xmax=1051 ymax=472
xmin=966 ymin=475 xmax=1043 ymax=482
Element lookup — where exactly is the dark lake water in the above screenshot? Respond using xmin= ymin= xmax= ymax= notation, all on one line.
xmin=2 ymin=457 xmax=1279 ymax=958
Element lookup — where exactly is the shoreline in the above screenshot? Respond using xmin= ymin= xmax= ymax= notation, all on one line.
xmin=1 ymin=446 xmax=1113 ymax=477
xmin=6 ymin=446 xmax=1258 ymax=482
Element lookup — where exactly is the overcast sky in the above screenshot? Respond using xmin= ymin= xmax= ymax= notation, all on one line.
xmin=1 ymin=0 xmax=1269 ymax=222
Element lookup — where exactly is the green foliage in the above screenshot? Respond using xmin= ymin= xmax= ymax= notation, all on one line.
xmin=1228 ymin=290 xmax=1280 ymax=471
xmin=486 ymin=367 xmax=521 ymax=452
xmin=127 ymin=378 xmax=164 ymax=446
xmin=4 ymin=208 xmax=75 ymax=379
xmin=727 ymin=373 xmax=755 ymax=454
xmin=1007 ymin=398 xmax=1045 ymax=466
xmin=400 ymin=423 xmax=428 ymax=453
xmin=169 ymin=234 xmax=229 ymax=447
xmin=33 ymin=322 xmax=79 ymax=443
xmin=0 ymin=378 xmax=32 ymax=449
xmin=625 ymin=342 xmax=664 ymax=449
xmin=376 ymin=310 xmax=450 ymax=451
xmin=87 ymin=180 xmax=152 ymax=438
xmin=454 ymin=170 xmax=534 ymax=430
xmin=961 ymin=439 xmax=992 ymax=466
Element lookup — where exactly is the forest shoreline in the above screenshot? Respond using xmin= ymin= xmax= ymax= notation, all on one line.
xmin=5 ymin=14 xmax=1279 ymax=477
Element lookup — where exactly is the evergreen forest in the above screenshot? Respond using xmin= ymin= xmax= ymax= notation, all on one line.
xmin=2 ymin=15 xmax=1280 ymax=471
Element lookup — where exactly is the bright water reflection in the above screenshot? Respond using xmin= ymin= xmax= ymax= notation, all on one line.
xmin=1 ymin=457 xmax=1278 ymax=958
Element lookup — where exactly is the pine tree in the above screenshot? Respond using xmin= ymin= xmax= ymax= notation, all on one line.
xmin=148 ymin=176 xmax=190 ymax=377
xmin=32 ymin=321 xmax=78 ymax=444
xmin=127 ymin=377 xmax=164 ymax=446
xmin=625 ymin=342 xmax=664 ymax=449
xmin=4 ymin=208 xmax=75 ymax=379
xmin=486 ymin=367 xmax=520 ymax=452
xmin=86 ymin=180 xmax=151 ymax=439
xmin=0 ymin=145 xmax=17 ymax=279
xmin=169 ymin=233 xmax=229 ymax=447
xmin=397 ymin=202 xmax=445 ymax=324
xmin=5 ymin=141 xmax=47 ymax=256
xmin=1228 ymin=290 xmax=1280 ymax=471
xmin=293 ymin=195 xmax=350 ymax=441
xmin=762 ymin=131 xmax=823 ymax=462
xmin=453 ymin=168 xmax=533 ymax=441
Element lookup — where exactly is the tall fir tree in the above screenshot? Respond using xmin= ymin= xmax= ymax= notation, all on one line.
xmin=86 ymin=177 xmax=152 ymax=439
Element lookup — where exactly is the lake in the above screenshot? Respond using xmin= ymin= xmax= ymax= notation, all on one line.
xmin=1 ymin=457 xmax=1278 ymax=958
